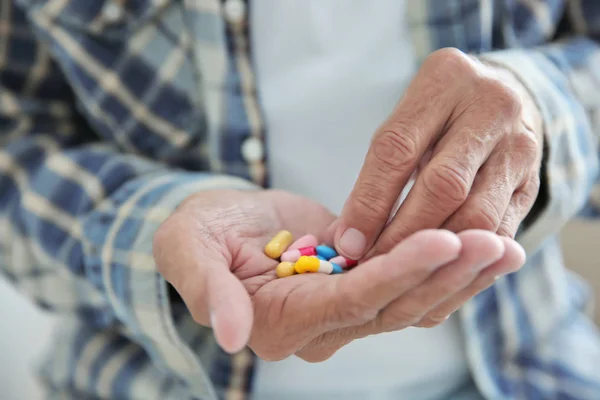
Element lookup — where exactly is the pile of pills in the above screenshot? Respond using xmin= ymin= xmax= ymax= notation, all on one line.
xmin=264 ymin=230 xmax=358 ymax=278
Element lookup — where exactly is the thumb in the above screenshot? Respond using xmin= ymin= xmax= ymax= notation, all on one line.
xmin=177 ymin=256 xmax=253 ymax=354
xmin=154 ymin=219 xmax=253 ymax=354
xmin=206 ymin=265 xmax=253 ymax=354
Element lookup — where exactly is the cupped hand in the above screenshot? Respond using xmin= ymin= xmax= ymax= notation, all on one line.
xmin=154 ymin=189 xmax=525 ymax=362
xmin=332 ymin=47 xmax=544 ymax=260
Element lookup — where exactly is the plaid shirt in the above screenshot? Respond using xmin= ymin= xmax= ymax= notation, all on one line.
xmin=1 ymin=0 xmax=600 ymax=398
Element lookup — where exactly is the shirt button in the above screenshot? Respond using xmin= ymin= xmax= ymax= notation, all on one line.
xmin=224 ymin=0 xmax=246 ymax=24
xmin=102 ymin=2 xmax=124 ymax=23
xmin=241 ymin=136 xmax=264 ymax=163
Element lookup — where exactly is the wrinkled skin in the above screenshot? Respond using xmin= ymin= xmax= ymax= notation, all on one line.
xmin=332 ymin=48 xmax=544 ymax=260
xmin=154 ymin=189 xmax=525 ymax=362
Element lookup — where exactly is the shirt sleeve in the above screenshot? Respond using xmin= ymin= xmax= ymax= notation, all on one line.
xmin=479 ymin=3 xmax=600 ymax=254
xmin=0 ymin=2 xmax=256 ymax=397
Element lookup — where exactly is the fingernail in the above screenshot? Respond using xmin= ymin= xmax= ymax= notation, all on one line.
xmin=210 ymin=310 xmax=217 ymax=328
xmin=338 ymin=228 xmax=366 ymax=259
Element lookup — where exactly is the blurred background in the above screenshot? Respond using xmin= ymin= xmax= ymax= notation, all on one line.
xmin=0 ymin=219 xmax=599 ymax=399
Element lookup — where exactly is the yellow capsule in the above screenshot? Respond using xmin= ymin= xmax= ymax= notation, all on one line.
xmin=294 ymin=256 xmax=320 ymax=273
xmin=276 ymin=261 xmax=296 ymax=278
xmin=264 ymin=230 xmax=293 ymax=259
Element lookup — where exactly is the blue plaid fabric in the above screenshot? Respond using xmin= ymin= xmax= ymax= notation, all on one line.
xmin=1 ymin=0 xmax=599 ymax=399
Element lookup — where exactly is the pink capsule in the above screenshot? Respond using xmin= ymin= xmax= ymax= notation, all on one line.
xmin=329 ymin=255 xmax=358 ymax=269
xmin=288 ymin=234 xmax=319 ymax=250
xmin=280 ymin=246 xmax=317 ymax=262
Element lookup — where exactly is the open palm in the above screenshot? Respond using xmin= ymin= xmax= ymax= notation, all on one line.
xmin=154 ymin=189 xmax=525 ymax=362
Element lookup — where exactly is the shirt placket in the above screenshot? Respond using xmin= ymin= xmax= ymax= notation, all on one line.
xmin=222 ymin=0 xmax=268 ymax=188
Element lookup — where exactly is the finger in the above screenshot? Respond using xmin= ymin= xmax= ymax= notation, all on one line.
xmin=370 ymin=68 xmax=529 ymax=258
xmin=442 ymin=151 xmax=515 ymax=233
xmin=154 ymin=216 xmax=253 ymax=354
xmin=296 ymin=230 xmax=504 ymax=353
xmin=418 ymin=237 xmax=525 ymax=327
xmin=370 ymin=101 xmax=516 ymax=257
xmin=292 ymin=230 xmax=462 ymax=358
xmin=332 ymin=49 xmax=472 ymax=260
xmin=372 ymin=230 xmax=505 ymax=331
xmin=497 ymin=198 xmax=521 ymax=238
xmin=328 ymin=229 xmax=462 ymax=329
xmin=497 ymin=177 xmax=540 ymax=238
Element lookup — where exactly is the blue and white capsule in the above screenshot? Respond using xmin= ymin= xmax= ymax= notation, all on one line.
xmin=316 ymin=245 xmax=338 ymax=260
xmin=331 ymin=263 xmax=343 ymax=274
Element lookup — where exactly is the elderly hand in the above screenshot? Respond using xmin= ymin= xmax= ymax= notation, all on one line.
xmin=331 ymin=48 xmax=544 ymax=260
xmin=154 ymin=189 xmax=525 ymax=361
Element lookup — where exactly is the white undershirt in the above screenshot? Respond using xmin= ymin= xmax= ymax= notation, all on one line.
xmin=250 ymin=2 xmax=471 ymax=399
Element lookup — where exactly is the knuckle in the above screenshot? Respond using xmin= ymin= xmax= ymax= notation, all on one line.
xmin=497 ymin=225 xmax=514 ymax=238
xmin=466 ymin=198 xmax=502 ymax=231
xmin=423 ymin=161 xmax=471 ymax=205
xmin=352 ymin=182 xmax=391 ymax=223
xmin=513 ymin=130 xmax=540 ymax=158
xmin=373 ymin=125 xmax=419 ymax=172
xmin=513 ymin=186 xmax=537 ymax=212
xmin=497 ymin=212 xmax=518 ymax=238
xmin=425 ymin=48 xmax=474 ymax=77
xmin=479 ymin=79 xmax=522 ymax=119
xmin=465 ymin=129 xmax=493 ymax=155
